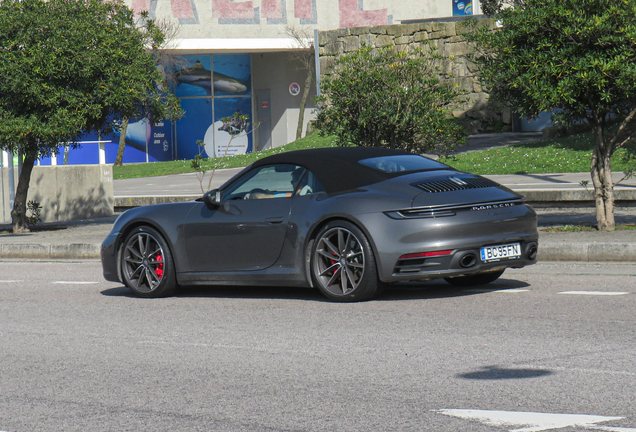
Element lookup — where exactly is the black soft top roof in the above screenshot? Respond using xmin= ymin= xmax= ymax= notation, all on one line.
xmin=251 ymin=147 xmax=443 ymax=194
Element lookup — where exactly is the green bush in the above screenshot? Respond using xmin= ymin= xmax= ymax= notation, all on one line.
xmin=314 ymin=44 xmax=466 ymax=156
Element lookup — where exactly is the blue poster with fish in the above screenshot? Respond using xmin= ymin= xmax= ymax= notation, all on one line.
xmin=173 ymin=54 xmax=253 ymax=159
xmin=176 ymin=98 xmax=213 ymax=160
xmin=213 ymin=54 xmax=251 ymax=96
xmin=453 ymin=0 xmax=472 ymax=15
xmin=174 ymin=55 xmax=213 ymax=98
xmin=148 ymin=120 xmax=175 ymax=162
xmin=208 ymin=97 xmax=253 ymax=158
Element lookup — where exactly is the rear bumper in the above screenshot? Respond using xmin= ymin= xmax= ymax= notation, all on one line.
xmin=357 ymin=204 xmax=539 ymax=283
xmin=387 ymin=239 xmax=538 ymax=282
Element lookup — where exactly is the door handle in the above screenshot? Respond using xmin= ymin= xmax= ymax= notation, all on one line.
xmin=265 ymin=217 xmax=284 ymax=224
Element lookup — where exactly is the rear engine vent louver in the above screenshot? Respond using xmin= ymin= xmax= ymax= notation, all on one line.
xmin=415 ymin=176 xmax=500 ymax=193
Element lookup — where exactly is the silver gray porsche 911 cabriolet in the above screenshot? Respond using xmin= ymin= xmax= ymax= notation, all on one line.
xmin=102 ymin=147 xmax=538 ymax=302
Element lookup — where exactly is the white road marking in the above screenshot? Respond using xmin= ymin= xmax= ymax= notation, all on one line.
xmin=51 ymin=281 xmax=100 ymax=285
xmin=0 ymin=280 xmax=23 ymax=283
xmin=436 ymin=409 xmax=629 ymax=432
xmin=464 ymin=288 xmax=529 ymax=294
xmin=559 ymin=291 xmax=629 ymax=296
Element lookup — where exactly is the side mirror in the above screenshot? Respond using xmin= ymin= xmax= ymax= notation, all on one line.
xmin=202 ymin=189 xmax=221 ymax=209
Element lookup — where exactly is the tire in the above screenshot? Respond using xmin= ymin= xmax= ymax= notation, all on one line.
xmin=120 ymin=226 xmax=177 ymax=298
xmin=311 ymin=220 xmax=380 ymax=302
xmin=444 ymin=269 xmax=505 ymax=287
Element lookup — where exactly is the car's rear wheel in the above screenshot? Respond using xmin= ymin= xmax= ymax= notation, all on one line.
xmin=444 ymin=269 xmax=505 ymax=287
xmin=121 ymin=226 xmax=177 ymax=298
xmin=311 ymin=221 xmax=380 ymax=302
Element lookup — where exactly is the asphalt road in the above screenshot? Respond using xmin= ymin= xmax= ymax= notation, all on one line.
xmin=1 ymin=261 xmax=635 ymax=432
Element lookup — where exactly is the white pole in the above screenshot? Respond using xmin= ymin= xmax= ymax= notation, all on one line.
xmin=99 ymin=141 xmax=106 ymax=164
xmin=314 ymin=29 xmax=321 ymax=99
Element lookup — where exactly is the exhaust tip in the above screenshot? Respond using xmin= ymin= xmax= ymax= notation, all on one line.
xmin=527 ymin=244 xmax=538 ymax=261
xmin=459 ymin=253 xmax=477 ymax=268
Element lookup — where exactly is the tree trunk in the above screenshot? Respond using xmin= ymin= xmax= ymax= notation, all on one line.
xmin=296 ymin=70 xmax=313 ymax=141
xmin=10 ymin=152 xmax=37 ymax=234
xmin=590 ymin=124 xmax=615 ymax=231
xmin=114 ymin=117 xmax=129 ymax=167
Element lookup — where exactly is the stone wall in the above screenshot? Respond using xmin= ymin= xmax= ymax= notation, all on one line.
xmin=317 ymin=19 xmax=511 ymax=134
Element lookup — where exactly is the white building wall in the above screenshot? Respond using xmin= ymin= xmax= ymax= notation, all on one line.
xmin=130 ymin=0 xmax=482 ymax=51
xmin=253 ymin=52 xmax=317 ymax=147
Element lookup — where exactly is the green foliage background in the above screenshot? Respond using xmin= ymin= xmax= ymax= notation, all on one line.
xmin=0 ymin=0 xmax=182 ymax=157
xmin=314 ymin=45 xmax=466 ymax=155
xmin=468 ymin=0 xmax=636 ymax=127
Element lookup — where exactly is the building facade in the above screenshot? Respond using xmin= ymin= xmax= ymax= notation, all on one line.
xmin=36 ymin=0 xmax=484 ymax=165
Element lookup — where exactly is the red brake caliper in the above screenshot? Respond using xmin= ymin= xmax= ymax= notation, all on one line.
xmin=155 ymin=254 xmax=164 ymax=279
xmin=330 ymin=253 xmax=338 ymax=277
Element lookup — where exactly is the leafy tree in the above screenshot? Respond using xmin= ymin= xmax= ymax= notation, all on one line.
xmin=314 ymin=45 xmax=466 ymax=155
xmin=468 ymin=0 xmax=636 ymax=231
xmin=0 ymin=0 xmax=182 ymax=233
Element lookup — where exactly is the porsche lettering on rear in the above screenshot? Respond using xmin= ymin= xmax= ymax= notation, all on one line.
xmin=472 ymin=202 xmax=517 ymax=211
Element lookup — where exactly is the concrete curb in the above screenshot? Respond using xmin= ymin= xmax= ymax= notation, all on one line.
xmin=537 ymin=242 xmax=636 ymax=262
xmin=0 ymin=243 xmax=101 ymax=260
xmin=522 ymin=189 xmax=636 ymax=208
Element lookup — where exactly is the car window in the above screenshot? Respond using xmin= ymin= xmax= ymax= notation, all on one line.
xmin=221 ymin=164 xmax=305 ymax=200
xmin=293 ymin=168 xmax=326 ymax=197
xmin=359 ymin=155 xmax=449 ymax=173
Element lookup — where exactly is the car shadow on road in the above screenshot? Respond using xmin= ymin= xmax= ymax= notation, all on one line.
xmin=456 ymin=365 xmax=554 ymax=380
xmin=101 ymin=278 xmax=530 ymax=302
xmin=378 ymin=278 xmax=531 ymax=301
xmin=100 ymin=285 xmax=328 ymax=301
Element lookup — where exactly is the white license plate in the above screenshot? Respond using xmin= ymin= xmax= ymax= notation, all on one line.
xmin=480 ymin=243 xmax=521 ymax=262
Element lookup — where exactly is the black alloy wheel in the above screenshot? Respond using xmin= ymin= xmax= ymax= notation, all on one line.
xmin=121 ymin=226 xmax=177 ymax=298
xmin=311 ymin=220 xmax=380 ymax=302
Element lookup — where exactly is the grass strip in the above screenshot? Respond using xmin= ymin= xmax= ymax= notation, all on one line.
xmin=440 ymin=133 xmax=635 ymax=175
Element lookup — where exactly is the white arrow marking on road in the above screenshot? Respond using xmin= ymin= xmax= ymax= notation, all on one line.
xmin=559 ymin=291 xmax=629 ymax=296
xmin=436 ymin=409 xmax=629 ymax=432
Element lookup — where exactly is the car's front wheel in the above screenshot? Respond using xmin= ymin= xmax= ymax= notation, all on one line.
xmin=444 ymin=269 xmax=505 ymax=287
xmin=121 ymin=226 xmax=177 ymax=298
xmin=311 ymin=221 xmax=381 ymax=302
